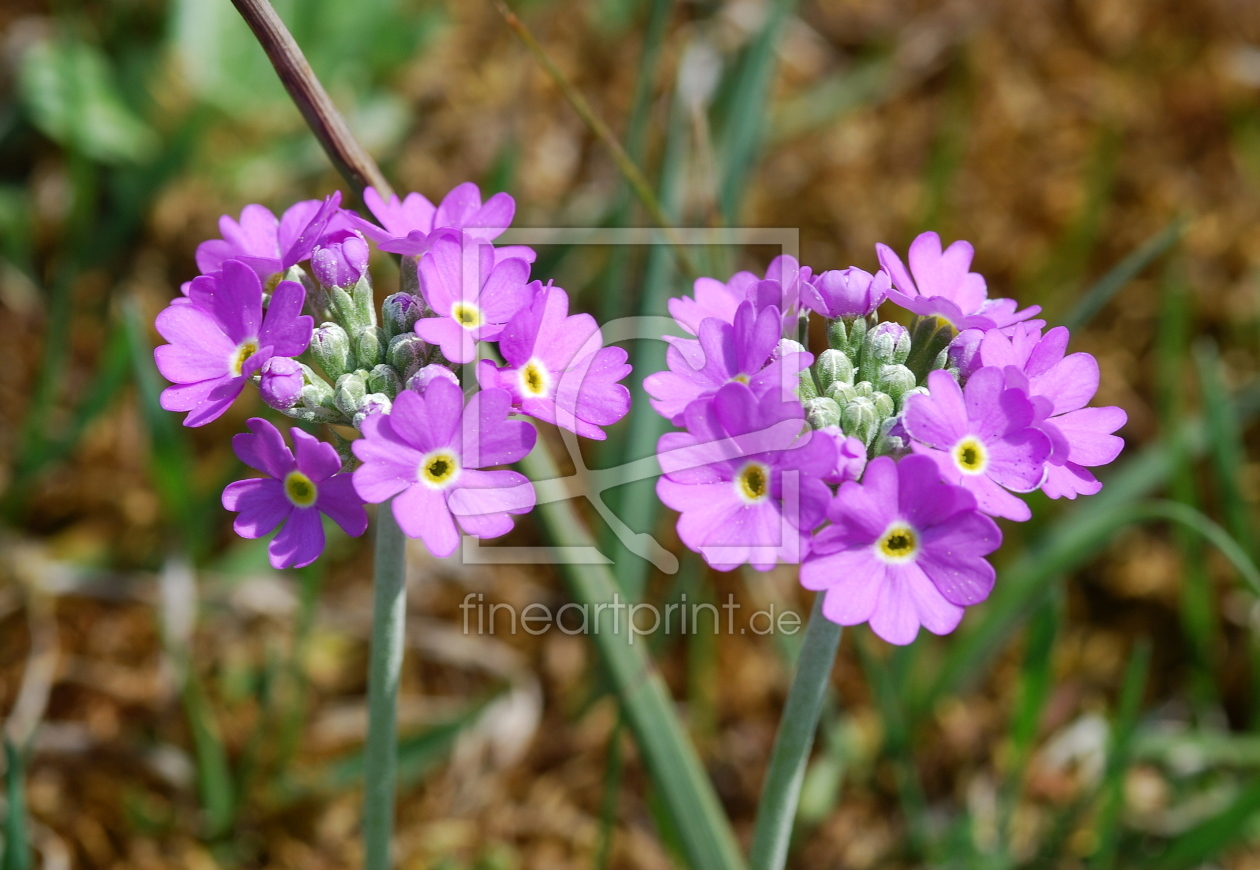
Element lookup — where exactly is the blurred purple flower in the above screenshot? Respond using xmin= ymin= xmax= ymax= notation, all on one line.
xmin=668 ymin=256 xmax=813 ymax=335
xmin=801 ymin=454 xmax=1000 ymax=645
xmin=222 ymin=418 xmax=367 ymax=569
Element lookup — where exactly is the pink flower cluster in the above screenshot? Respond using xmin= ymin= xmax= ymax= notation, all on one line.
xmin=154 ymin=184 xmax=630 ymax=567
xmin=651 ymin=234 xmax=1126 ymax=644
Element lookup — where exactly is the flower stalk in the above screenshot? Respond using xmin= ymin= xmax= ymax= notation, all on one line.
xmin=363 ymin=501 xmax=407 ymax=870
xmin=747 ymin=594 xmax=842 ymax=870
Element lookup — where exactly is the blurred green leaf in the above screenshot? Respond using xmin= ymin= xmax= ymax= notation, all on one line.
xmin=2 ymin=740 xmax=30 ymax=870
xmin=18 ymin=36 xmax=159 ymax=164
xmin=1062 ymin=218 xmax=1183 ymax=331
xmin=1146 ymin=778 xmax=1260 ymax=870
xmin=1090 ymin=640 xmax=1151 ymax=870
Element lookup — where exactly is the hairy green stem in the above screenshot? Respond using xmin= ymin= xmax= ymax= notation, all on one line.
xmin=748 ymin=594 xmax=842 ymax=870
xmin=363 ymin=502 xmax=407 ymax=870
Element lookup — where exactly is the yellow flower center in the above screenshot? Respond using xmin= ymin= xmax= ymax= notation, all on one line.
xmin=736 ymin=462 xmax=770 ymax=504
xmin=264 ymin=272 xmax=284 ymax=293
xmin=283 ymin=470 xmax=318 ymax=508
xmin=451 ymin=302 xmax=482 ymax=329
xmin=231 ymin=340 xmax=260 ymax=376
xmin=420 ymin=451 xmax=460 ymax=488
xmin=875 ymin=523 xmax=918 ymax=563
xmin=520 ymin=360 xmax=550 ymax=397
xmin=953 ymin=436 xmax=988 ymax=475
xmin=730 ymin=373 xmax=750 ymax=384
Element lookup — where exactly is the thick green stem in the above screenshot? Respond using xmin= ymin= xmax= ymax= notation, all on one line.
xmin=363 ymin=502 xmax=407 ymax=870
xmin=748 ymin=594 xmax=842 ymax=870
xmin=519 ymin=445 xmax=747 ymax=870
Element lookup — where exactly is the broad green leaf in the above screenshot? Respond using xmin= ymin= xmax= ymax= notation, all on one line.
xmin=18 ymin=37 xmax=159 ymax=164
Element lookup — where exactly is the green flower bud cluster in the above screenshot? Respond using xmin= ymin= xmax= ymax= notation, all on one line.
xmin=265 ymin=257 xmax=440 ymax=430
xmin=803 ymin=312 xmax=960 ymax=457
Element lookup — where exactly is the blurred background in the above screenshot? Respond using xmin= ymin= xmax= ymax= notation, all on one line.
xmin=2 ymin=0 xmax=1260 ymax=867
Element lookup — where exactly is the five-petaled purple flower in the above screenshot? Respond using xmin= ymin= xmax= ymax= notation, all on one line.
xmin=413 ymin=232 xmax=534 ymax=364
xmin=668 ymin=256 xmax=812 ymax=335
xmin=195 ymin=193 xmax=346 ymax=285
xmin=222 ymin=418 xmax=368 ymax=569
xmin=644 ymin=302 xmax=811 ymax=425
xmin=155 ymin=259 xmax=313 ymax=426
xmin=801 ymin=454 xmax=1001 ymax=645
xmin=476 ymin=283 xmax=631 ymax=440
xmin=656 ymin=383 xmax=835 ymax=571
xmin=351 ymin=379 xmax=538 ymax=558
xmin=902 ymin=368 xmax=1051 ymax=522
xmin=980 ymin=324 xmax=1126 ymax=499
xmin=877 ymin=232 xmax=1038 ymax=331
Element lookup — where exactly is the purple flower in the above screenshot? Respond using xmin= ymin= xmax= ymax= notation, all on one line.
xmin=195 ymin=193 xmax=346 ymax=284
xmin=413 ymin=233 xmax=534 ymax=364
xmin=656 ymin=382 xmax=835 ymax=571
xmin=979 ymin=324 xmax=1126 ymax=499
xmin=801 ymin=267 xmax=891 ymax=319
xmin=259 ymin=357 xmax=304 ymax=410
xmin=407 ymin=363 xmax=460 ymax=395
xmin=668 ymin=256 xmax=813 ymax=335
xmin=817 ymin=428 xmax=868 ymax=484
xmin=476 ymin=284 xmax=631 ymax=440
xmin=354 ymin=183 xmax=537 ymax=265
xmin=155 ymin=260 xmax=313 ymax=426
xmin=877 ymin=232 xmax=1026 ymax=331
xmin=222 ymin=418 xmax=368 ymax=569
xmin=351 ymin=379 xmax=537 ymax=558
xmin=310 ymin=228 xmax=370 ymax=289
xmin=801 ymin=454 xmax=1001 ymax=645
xmin=902 ymin=368 xmax=1051 ymax=522
xmin=644 ymin=302 xmax=811 ymax=425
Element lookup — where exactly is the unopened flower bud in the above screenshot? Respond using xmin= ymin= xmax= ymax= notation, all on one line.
xmin=827 ymin=381 xmax=857 ymax=407
xmin=334 ymin=371 xmax=367 ymax=418
xmin=860 ymin=321 xmax=911 ymax=374
xmin=300 ymin=367 xmax=335 ymax=413
xmin=948 ymin=328 xmax=984 ymax=381
xmin=804 ymin=396 xmax=842 ymax=430
xmin=897 ymin=385 xmax=929 ymax=413
xmin=382 ymin=292 xmax=425 ymax=339
xmin=805 ymin=267 xmax=890 ymax=318
xmin=387 ymin=333 xmax=428 ymax=380
xmin=353 ymin=393 xmax=392 ymax=430
xmin=355 ymin=326 xmax=387 ymax=369
xmin=875 ymin=364 xmax=917 ymax=401
xmin=852 ymin=380 xmax=875 ymax=400
xmin=407 ymin=363 xmax=460 ymax=395
xmin=367 ymin=364 xmax=402 ymax=399
xmin=814 ymin=349 xmax=854 ymax=393
xmin=828 ymin=314 xmax=873 ymax=365
xmin=874 ymin=417 xmax=908 ymax=457
xmin=312 ymin=322 xmax=354 ymax=380
xmin=841 ymin=396 xmax=880 ymax=446
xmin=311 ymin=229 xmax=369 ymax=290
xmin=872 ymin=390 xmax=895 ymax=418
xmin=258 ymin=357 xmax=303 ymax=410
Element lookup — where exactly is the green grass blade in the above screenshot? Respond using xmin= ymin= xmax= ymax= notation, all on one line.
xmin=1146 ymin=778 xmax=1260 ymax=870
xmin=916 ymin=384 xmax=1260 ymax=721
xmin=519 ymin=443 xmax=747 ymax=870
xmin=1 ymin=740 xmax=29 ymax=870
xmin=997 ymin=594 xmax=1060 ymax=860
xmin=181 ymin=668 xmax=237 ymax=839
xmin=1195 ymin=340 xmax=1254 ymax=555
xmin=1089 ymin=640 xmax=1151 ymax=870
xmin=1157 ymin=262 xmax=1219 ymax=713
xmin=1062 ymin=218 xmax=1183 ymax=331
xmin=715 ymin=0 xmax=796 ymax=221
